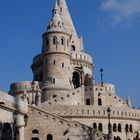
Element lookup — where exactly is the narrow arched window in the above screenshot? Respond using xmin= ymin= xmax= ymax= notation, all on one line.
xmin=53 ymin=37 xmax=56 ymax=45
xmin=71 ymin=45 xmax=75 ymax=51
xmin=86 ymin=99 xmax=90 ymax=105
xmin=53 ymin=78 xmax=55 ymax=84
xmin=118 ymin=124 xmax=122 ymax=132
xmin=61 ymin=38 xmax=64 ymax=45
xmin=125 ymin=124 xmax=129 ymax=133
xmin=62 ymin=63 xmax=64 ymax=67
xmin=113 ymin=124 xmax=117 ymax=132
xmin=47 ymin=134 xmax=53 ymax=140
xmin=130 ymin=124 xmax=133 ymax=133
xmin=98 ymin=123 xmax=103 ymax=132
xmin=98 ymin=98 xmax=102 ymax=106
xmin=93 ymin=123 xmax=97 ymax=130
xmin=53 ymin=60 xmax=55 ymax=65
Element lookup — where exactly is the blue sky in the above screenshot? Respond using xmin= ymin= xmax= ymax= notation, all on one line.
xmin=0 ymin=0 xmax=140 ymax=107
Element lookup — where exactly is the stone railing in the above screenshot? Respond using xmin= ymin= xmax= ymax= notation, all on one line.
xmin=45 ymin=106 xmax=140 ymax=120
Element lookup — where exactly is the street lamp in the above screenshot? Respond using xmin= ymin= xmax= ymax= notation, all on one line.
xmin=100 ymin=68 xmax=104 ymax=86
xmin=107 ymin=107 xmax=112 ymax=140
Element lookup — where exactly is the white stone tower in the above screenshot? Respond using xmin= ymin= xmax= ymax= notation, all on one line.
xmin=30 ymin=0 xmax=94 ymax=104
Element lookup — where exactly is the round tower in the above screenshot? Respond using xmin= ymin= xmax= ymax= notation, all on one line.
xmin=41 ymin=1 xmax=72 ymax=101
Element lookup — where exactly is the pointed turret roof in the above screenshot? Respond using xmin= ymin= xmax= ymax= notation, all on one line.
xmin=52 ymin=1 xmax=61 ymax=22
xmin=58 ymin=0 xmax=78 ymax=37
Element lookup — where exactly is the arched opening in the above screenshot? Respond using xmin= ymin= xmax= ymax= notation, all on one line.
xmin=53 ymin=37 xmax=56 ymax=45
xmin=47 ymin=134 xmax=53 ymax=140
xmin=130 ymin=124 xmax=133 ymax=133
xmin=61 ymin=38 xmax=64 ymax=45
xmin=113 ymin=123 xmax=117 ymax=132
xmin=98 ymin=98 xmax=102 ymax=106
xmin=125 ymin=124 xmax=129 ymax=133
xmin=118 ymin=124 xmax=122 ymax=132
xmin=98 ymin=123 xmax=103 ymax=132
xmin=71 ymin=45 xmax=75 ymax=51
xmin=93 ymin=123 xmax=97 ymax=130
xmin=32 ymin=129 xmax=39 ymax=134
xmin=72 ymin=72 xmax=80 ymax=89
xmin=86 ymin=99 xmax=90 ymax=105
xmin=2 ymin=123 xmax=12 ymax=140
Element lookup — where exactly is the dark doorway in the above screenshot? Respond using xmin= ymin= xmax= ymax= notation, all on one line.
xmin=2 ymin=123 xmax=12 ymax=140
xmin=73 ymin=72 xmax=80 ymax=89
xmin=47 ymin=134 xmax=53 ymax=140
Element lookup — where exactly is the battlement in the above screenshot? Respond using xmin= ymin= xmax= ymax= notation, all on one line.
xmin=9 ymin=81 xmax=39 ymax=94
xmin=94 ymin=83 xmax=116 ymax=94
xmin=71 ymin=52 xmax=93 ymax=64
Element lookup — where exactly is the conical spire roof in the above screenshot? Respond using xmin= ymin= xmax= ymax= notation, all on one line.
xmin=47 ymin=0 xmax=83 ymax=52
xmin=58 ymin=0 xmax=78 ymax=37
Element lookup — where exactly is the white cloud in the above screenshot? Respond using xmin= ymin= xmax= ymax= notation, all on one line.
xmin=100 ymin=0 xmax=140 ymax=24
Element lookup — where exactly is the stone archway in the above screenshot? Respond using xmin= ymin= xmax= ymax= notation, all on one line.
xmin=72 ymin=71 xmax=80 ymax=89
xmin=2 ymin=123 xmax=12 ymax=140
xmin=47 ymin=134 xmax=53 ymax=140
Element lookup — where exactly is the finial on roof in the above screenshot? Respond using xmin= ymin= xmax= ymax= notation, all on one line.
xmin=54 ymin=0 xmax=59 ymax=10
xmin=52 ymin=0 xmax=61 ymax=22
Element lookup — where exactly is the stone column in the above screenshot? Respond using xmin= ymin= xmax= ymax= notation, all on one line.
xmin=32 ymin=92 xmax=35 ymax=106
xmin=19 ymin=126 xmax=24 ymax=140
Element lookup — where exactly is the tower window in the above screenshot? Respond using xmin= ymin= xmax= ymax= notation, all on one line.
xmin=98 ymin=98 xmax=102 ymax=106
xmin=53 ymin=78 xmax=55 ymax=84
xmin=118 ymin=124 xmax=122 ymax=132
xmin=62 ymin=63 xmax=64 ymax=67
xmin=86 ymin=99 xmax=90 ymax=105
xmin=61 ymin=38 xmax=64 ymax=45
xmin=71 ymin=45 xmax=75 ymax=51
xmin=53 ymin=37 xmax=56 ymax=45
xmin=53 ymin=60 xmax=55 ymax=65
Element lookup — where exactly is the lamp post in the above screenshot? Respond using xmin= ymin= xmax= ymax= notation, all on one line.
xmin=107 ymin=107 xmax=112 ymax=140
xmin=100 ymin=68 xmax=104 ymax=86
